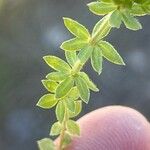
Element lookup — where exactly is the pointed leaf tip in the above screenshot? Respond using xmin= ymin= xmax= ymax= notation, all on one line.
xmin=60 ymin=38 xmax=88 ymax=51
xmin=37 ymin=94 xmax=57 ymax=109
xmin=63 ymin=17 xmax=90 ymax=39
xmin=41 ymin=80 xmax=58 ymax=93
xmin=88 ymin=2 xmax=117 ymax=16
xmin=99 ymin=41 xmax=125 ymax=66
xmin=66 ymin=120 xmax=80 ymax=136
xmin=50 ymin=122 xmax=62 ymax=136
xmin=43 ymin=55 xmax=71 ymax=72
xmin=37 ymin=138 xmax=55 ymax=150
xmin=91 ymin=46 xmax=103 ymax=75
xmin=75 ymin=76 xmax=90 ymax=104
xmin=121 ymin=11 xmax=142 ymax=31
xmin=79 ymin=72 xmax=99 ymax=92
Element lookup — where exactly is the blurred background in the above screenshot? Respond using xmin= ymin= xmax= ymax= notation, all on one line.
xmin=0 ymin=0 xmax=150 ymax=149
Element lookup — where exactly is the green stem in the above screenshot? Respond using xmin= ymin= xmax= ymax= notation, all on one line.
xmin=71 ymin=60 xmax=83 ymax=76
xmin=58 ymin=14 xmax=112 ymax=150
xmin=58 ymin=106 xmax=68 ymax=150
xmin=58 ymin=124 xmax=65 ymax=150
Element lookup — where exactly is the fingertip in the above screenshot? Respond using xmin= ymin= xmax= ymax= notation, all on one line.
xmin=66 ymin=106 xmax=150 ymax=150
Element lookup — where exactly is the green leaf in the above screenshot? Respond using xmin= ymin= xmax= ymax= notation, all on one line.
xmin=67 ymin=87 xmax=80 ymax=100
xmin=101 ymin=0 xmax=112 ymax=2
xmin=131 ymin=4 xmax=147 ymax=16
xmin=113 ymin=0 xmax=132 ymax=7
xmin=92 ymin=16 xmax=111 ymax=40
xmin=133 ymin=0 xmax=147 ymax=4
xmin=109 ymin=10 xmax=122 ymax=28
xmin=121 ymin=11 xmax=142 ymax=30
xmin=75 ymin=76 xmax=90 ymax=103
xmin=60 ymin=38 xmax=88 ymax=51
xmin=42 ymin=80 xmax=58 ymax=93
xmin=91 ymin=46 xmax=103 ymax=74
xmin=143 ymin=1 xmax=150 ymax=6
xmin=145 ymin=1 xmax=150 ymax=5
xmin=37 ymin=94 xmax=57 ymax=109
xmin=65 ymin=99 xmax=75 ymax=112
xmin=55 ymin=77 xmax=74 ymax=98
xmin=142 ymin=4 xmax=150 ymax=14
xmin=43 ymin=56 xmax=71 ymax=73
xmin=66 ymin=120 xmax=80 ymax=136
xmin=46 ymin=72 xmax=68 ymax=82
xmin=68 ymin=100 xmax=82 ymax=118
xmin=56 ymin=101 xmax=65 ymax=122
xmin=65 ymin=51 xmax=78 ymax=67
xmin=37 ymin=138 xmax=55 ymax=150
xmin=88 ymin=2 xmax=117 ymax=15
xmin=62 ymin=133 xmax=72 ymax=149
xmin=63 ymin=17 xmax=90 ymax=39
xmin=78 ymin=45 xmax=93 ymax=64
xmin=79 ymin=72 xmax=99 ymax=92
xmin=99 ymin=41 xmax=125 ymax=65
xmin=50 ymin=122 xmax=62 ymax=136
xmin=142 ymin=4 xmax=150 ymax=15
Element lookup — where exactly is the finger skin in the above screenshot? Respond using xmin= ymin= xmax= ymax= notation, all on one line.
xmin=65 ymin=106 xmax=150 ymax=150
